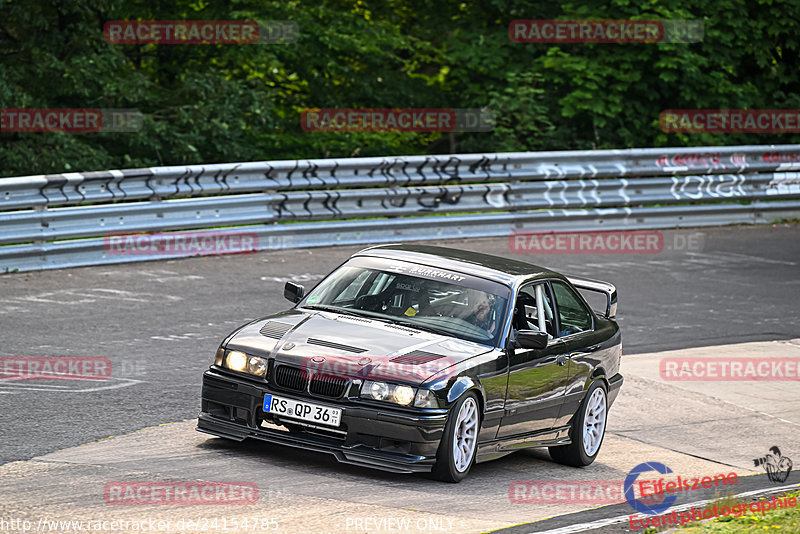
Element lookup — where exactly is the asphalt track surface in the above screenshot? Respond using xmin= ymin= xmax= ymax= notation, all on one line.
xmin=1 ymin=223 xmax=799 ymax=533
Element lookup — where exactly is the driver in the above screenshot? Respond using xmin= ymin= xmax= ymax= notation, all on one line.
xmin=466 ymin=290 xmax=497 ymax=335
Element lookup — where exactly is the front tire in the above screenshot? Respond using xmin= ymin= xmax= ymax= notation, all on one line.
xmin=431 ymin=392 xmax=480 ymax=482
xmin=549 ymin=380 xmax=608 ymax=467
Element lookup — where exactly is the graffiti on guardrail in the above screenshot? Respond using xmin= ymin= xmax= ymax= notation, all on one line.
xmin=669 ymin=174 xmax=746 ymax=199
xmin=2 ymin=146 xmax=799 ymax=273
xmin=655 ymin=152 xmax=745 ymax=171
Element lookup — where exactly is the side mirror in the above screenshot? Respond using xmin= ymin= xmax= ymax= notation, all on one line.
xmin=284 ymin=281 xmax=305 ymax=303
xmin=515 ymin=330 xmax=549 ymax=350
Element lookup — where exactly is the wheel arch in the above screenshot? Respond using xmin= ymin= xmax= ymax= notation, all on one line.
xmin=587 ymin=366 xmax=610 ymax=391
xmin=446 ymin=376 xmax=486 ymax=417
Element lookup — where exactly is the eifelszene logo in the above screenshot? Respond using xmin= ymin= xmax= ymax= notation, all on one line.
xmin=625 ymin=462 xmax=677 ymax=515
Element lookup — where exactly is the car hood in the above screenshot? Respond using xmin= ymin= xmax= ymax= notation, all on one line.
xmin=224 ymin=309 xmax=492 ymax=385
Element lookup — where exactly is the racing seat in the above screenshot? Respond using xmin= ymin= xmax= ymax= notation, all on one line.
xmin=415 ymin=285 xmax=437 ymax=316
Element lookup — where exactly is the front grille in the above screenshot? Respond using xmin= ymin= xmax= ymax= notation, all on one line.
xmin=273 ymin=365 xmax=348 ymax=398
xmin=306 ymin=337 xmax=367 ymax=353
xmin=274 ymin=365 xmax=307 ymax=391
xmin=309 ymin=374 xmax=348 ymax=398
xmin=260 ymin=321 xmax=293 ymax=339
xmin=391 ymin=350 xmax=446 ymax=365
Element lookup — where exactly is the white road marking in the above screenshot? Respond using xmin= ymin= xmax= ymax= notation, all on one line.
xmin=99 ymin=269 xmax=203 ymax=281
xmin=150 ymin=332 xmax=217 ymax=341
xmin=0 ymin=382 xmax=73 ymax=389
xmin=0 ymin=377 xmax=142 ymax=394
xmin=261 ymin=273 xmax=324 ymax=283
xmin=713 ymin=251 xmax=797 ymax=266
xmin=0 ymin=288 xmax=183 ymax=311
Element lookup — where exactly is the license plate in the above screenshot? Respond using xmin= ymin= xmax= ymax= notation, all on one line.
xmin=263 ymin=394 xmax=342 ymax=427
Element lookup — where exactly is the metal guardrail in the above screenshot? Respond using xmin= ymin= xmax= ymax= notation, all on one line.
xmin=1 ymin=145 xmax=800 ymax=272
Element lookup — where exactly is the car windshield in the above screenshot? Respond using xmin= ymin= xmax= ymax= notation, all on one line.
xmin=299 ymin=256 xmax=510 ymax=346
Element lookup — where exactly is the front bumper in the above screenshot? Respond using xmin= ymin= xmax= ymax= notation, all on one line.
xmin=197 ymin=369 xmax=448 ymax=474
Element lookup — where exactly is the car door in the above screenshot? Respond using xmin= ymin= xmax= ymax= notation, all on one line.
xmin=549 ymin=280 xmax=602 ymax=428
xmin=496 ymin=282 xmax=572 ymax=438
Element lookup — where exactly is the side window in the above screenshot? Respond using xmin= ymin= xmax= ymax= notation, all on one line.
xmin=514 ymin=284 xmax=556 ymax=338
xmin=551 ymin=281 xmax=593 ymax=336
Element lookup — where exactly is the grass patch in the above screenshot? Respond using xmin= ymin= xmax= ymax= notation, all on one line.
xmin=672 ymin=492 xmax=800 ymax=533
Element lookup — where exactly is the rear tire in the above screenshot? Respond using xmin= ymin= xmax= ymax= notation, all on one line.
xmin=549 ymin=380 xmax=608 ymax=467
xmin=430 ymin=392 xmax=480 ymax=482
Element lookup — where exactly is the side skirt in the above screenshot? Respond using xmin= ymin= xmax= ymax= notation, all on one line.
xmin=475 ymin=424 xmax=572 ymax=463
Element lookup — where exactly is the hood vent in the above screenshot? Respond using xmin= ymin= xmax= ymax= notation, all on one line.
xmin=390 ymin=350 xmax=446 ymax=365
xmin=385 ymin=324 xmax=420 ymax=334
xmin=336 ymin=315 xmax=373 ymax=324
xmin=259 ymin=321 xmax=293 ymax=339
xmin=307 ymin=337 xmax=367 ymax=354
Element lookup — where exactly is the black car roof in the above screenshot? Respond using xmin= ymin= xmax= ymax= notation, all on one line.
xmin=354 ymin=243 xmax=561 ymax=286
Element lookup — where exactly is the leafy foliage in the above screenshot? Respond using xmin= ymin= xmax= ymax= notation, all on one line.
xmin=1 ymin=0 xmax=799 ymax=177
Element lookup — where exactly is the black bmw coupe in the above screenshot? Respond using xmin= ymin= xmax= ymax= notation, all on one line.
xmin=198 ymin=244 xmax=623 ymax=482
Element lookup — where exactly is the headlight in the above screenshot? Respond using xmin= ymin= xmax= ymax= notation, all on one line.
xmin=360 ymin=381 xmax=416 ymax=406
xmin=219 ymin=350 xmax=268 ymax=378
xmin=413 ymin=388 xmax=440 ymax=408
xmin=226 ymin=351 xmax=248 ymax=372
xmin=393 ymin=385 xmax=415 ymax=405
xmin=248 ymin=356 xmax=268 ymax=377
xmin=368 ymin=381 xmax=390 ymax=401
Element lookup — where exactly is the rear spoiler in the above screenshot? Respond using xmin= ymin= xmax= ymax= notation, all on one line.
xmin=567 ymin=276 xmax=617 ymax=319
